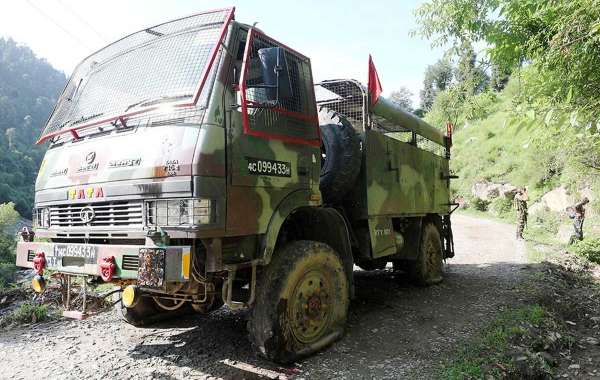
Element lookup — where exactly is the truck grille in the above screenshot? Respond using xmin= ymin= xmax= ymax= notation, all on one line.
xmin=121 ymin=255 xmax=139 ymax=271
xmin=49 ymin=201 xmax=143 ymax=228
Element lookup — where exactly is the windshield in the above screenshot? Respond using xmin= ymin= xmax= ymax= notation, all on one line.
xmin=40 ymin=8 xmax=233 ymax=140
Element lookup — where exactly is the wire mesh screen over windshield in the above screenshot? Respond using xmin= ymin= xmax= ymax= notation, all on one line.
xmin=41 ymin=8 xmax=233 ymax=139
xmin=240 ymin=30 xmax=319 ymax=145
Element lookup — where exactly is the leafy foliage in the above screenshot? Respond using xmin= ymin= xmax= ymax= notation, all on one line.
xmin=389 ymin=87 xmax=415 ymax=113
xmin=420 ymin=59 xmax=454 ymax=111
xmin=0 ymin=302 xmax=50 ymax=327
xmin=570 ymin=238 xmax=600 ymax=263
xmin=414 ymin=0 xmax=600 ymax=120
xmin=0 ymin=38 xmax=66 ymax=218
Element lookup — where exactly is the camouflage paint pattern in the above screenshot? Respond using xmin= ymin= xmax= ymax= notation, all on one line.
xmin=15 ymin=13 xmax=451 ymax=284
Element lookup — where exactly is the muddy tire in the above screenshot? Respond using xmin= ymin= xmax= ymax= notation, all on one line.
xmin=410 ymin=223 xmax=444 ymax=286
xmin=248 ymin=240 xmax=350 ymax=363
xmin=318 ymin=107 xmax=361 ymax=204
xmin=113 ymin=290 xmax=158 ymax=326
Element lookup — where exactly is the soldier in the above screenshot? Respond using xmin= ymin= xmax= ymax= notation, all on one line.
xmin=568 ymin=197 xmax=590 ymax=244
xmin=513 ymin=187 xmax=529 ymax=240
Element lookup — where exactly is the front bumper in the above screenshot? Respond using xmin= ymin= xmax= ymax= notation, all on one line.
xmin=16 ymin=241 xmax=192 ymax=284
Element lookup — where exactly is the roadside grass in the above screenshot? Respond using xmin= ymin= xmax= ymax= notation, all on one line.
xmin=0 ymin=302 xmax=54 ymax=327
xmin=0 ymin=262 xmax=17 ymax=289
xmin=440 ymin=304 xmax=567 ymax=379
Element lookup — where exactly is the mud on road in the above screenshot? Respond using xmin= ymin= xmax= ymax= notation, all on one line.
xmin=0 ymin=214 xmax=528 ymax=379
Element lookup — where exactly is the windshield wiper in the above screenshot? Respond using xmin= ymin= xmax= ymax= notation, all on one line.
xmin=124 ymin=94 xmax=193 ymax=112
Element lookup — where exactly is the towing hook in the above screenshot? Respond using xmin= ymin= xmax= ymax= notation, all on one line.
xmin=99 ymin=256 xmax=116 ymax=282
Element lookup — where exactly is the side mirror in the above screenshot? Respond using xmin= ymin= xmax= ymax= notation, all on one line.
xmin=253 ymin=47 xmax=293 ymax=103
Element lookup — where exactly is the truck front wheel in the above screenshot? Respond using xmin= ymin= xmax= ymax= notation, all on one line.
xmin=410 ymin=222 xmax=444 ymax=286
xmin=249 ymin=240 xmax=350 ymax=363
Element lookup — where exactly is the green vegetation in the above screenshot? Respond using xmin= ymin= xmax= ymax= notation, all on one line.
xmin=570 ymin=238 xmax=600 ymax=263
xmin=0 ymin=38 xmax=65 ymax=218
xmin=0 ymin=302 xmax=51 ymax=327
xmin=0 ymin=202 xmax=20 ymax=288
xmin=440 ymin=305 xmax=566 ymax=379
xmin=413 ymin=0 xmax=600 ymax=251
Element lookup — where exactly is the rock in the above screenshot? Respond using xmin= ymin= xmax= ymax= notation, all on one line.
xmin=540 ymin=186 xmax=572 ymax=213
xmin=585 ymin=337 xmax=600 ymax=345
xmin=471 ymin=181 xmax=517 ymax=201
xmin=540 ymin=352 xmax=557 ymax=366
xmin=557 ymin=224 xmax=574 ymax=244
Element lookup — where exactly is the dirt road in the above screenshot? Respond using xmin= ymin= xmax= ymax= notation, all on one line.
xmin=0 ymin=214 xmax=528 ymax=379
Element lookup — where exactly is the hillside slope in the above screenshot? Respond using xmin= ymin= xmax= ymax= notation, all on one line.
xmin=0 ymin=38 xmax=66 ymax=218
xmin=448 ymin=76 xmax=600 ymax=241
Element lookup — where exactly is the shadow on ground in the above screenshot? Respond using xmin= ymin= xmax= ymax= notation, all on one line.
xmin=124 ymin=262 xmax=536 ymax=379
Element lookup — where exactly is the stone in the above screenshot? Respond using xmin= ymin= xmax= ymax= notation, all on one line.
xmin=557 ymin=224 xmax=574 ymax=244
xmin=585 ymin=337 xmax=600 ymax=345
xmin=471 ymin=181 xmax=517 ymax=201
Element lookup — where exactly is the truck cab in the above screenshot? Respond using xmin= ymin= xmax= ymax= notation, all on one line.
xmin=16 ymin=7 xmax=454 ymax=363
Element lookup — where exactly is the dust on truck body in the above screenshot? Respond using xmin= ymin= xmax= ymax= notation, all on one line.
xmin=16 ymin=7 xmax=454 ymax=362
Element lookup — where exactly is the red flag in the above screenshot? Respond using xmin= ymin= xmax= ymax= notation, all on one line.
xmin=368 ymin=55 xmax=383 ymax=107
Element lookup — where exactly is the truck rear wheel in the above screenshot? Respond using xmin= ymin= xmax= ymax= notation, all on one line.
xmin=249 ymin=240 xmax=349 ymax=363
xmin=113 ymin=291 xmax=158 ymax=326
xmin=410 ymin=222 xmax=444 ymax=286
xmin=113 ymin=290 xmax=191 ymax=326
xmin=318 ymin=107 xmax=361 ymax=204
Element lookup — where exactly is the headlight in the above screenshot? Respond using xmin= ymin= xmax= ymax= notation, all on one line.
xmin=34 ymin=207 xmax=50 ymax=228
xmin=146 ymin=198 xmax=213 ymax=227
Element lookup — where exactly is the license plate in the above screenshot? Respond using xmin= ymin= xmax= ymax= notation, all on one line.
xmin=53 ymin=244 xmax=98 ymax=264
xmin=138 ymin=248 xmax=165 ymax=288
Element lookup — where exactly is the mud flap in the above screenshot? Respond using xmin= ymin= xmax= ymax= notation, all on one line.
xmin=442 ymin=215 xmax=455 ymax=258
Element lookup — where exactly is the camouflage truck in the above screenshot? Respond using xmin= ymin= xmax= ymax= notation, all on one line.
xmin=15 ymin=8 xmax=455 ymax=363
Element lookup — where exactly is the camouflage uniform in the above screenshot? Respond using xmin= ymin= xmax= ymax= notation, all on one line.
xmin=514 ymin=190 xmax=528 ymax=239
xmin=569 ymin=198 xmax=589 ymax=245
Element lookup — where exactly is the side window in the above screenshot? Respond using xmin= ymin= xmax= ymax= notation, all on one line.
xmin=239 ymin=30 xmax=319 ymax=145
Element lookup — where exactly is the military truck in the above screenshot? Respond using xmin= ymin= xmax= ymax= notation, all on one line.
xmin=15 ymin=7 xmax=454 ymax=363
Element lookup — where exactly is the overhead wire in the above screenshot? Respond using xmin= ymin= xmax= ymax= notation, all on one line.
xmin=25 ymin=0 xmax=93 ymax=50
xmin=55 ymin=0 xmax=107 ymax=43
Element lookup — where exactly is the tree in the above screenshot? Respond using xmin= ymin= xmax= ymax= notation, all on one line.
xmin=0 ymin=202 xmax=18 ymax=264
xmin=414 ymin=0 xmax=600 ymax=120
xmin=390 ymin=87 xmax=415 ymax=113
xmin=490 ymin=64 xmax=511 ymax=91
xmin=0 ymin=202 xmax=19 ymax=233
xmin=454 ymin=41 xmax=489 ymax=96
xmin=0 ymin=38 xmax=66 ymax=218
xmin=420 ymin=59 xmax=454 ymax=111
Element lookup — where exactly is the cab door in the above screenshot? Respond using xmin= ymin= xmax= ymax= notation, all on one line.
xmin=226 ymin=28 xmax=320 ymax=235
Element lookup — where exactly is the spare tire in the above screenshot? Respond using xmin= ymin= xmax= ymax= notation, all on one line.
xmin=318 ymin=107 xmax=361 ymax=204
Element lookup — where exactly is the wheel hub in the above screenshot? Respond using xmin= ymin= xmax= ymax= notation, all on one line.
xmin=289 ymin=270 xmax=332 ymax=343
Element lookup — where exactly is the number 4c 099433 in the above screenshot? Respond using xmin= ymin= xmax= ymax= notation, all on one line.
xmin=246 ymin=157 xmax=291 ymax=177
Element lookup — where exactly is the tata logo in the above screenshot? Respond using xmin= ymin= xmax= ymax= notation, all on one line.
xmin=79 ymin=206 xmax=95 ymax=224
xmin=77 ymin=152 xmax=99 ymax=173
xmin=86 ymin=152 xmax=96 ymax=164
xmin=68 ymin=187 xmax=104 ymax=200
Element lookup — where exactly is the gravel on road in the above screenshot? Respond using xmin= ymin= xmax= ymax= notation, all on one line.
xmin=0 ymin=214 xmax=528 ymax=379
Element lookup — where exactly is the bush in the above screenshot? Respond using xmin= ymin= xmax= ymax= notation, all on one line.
xmin=0 ymin=263 xmax=16 ymax=288
xmin=490 ymin=197 xmax=514 ymax=217
xmin=571 ymin=238 xmax=600 ymax=264
xmin=0 ymin=303 xmax=49 ymax=327
xmin=470 ymin=197 xmax=491 ymax=212
xmin=530 ymin=209 xmax=561 ymax=235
